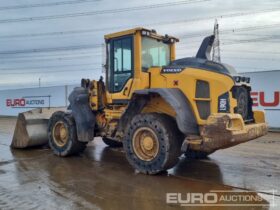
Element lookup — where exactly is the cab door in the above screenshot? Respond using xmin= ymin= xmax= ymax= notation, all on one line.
xmin=107 ymin=36 xmax=134 ymax=103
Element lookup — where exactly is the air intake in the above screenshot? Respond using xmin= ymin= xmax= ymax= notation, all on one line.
xmin=195 ymin=80 xmax=210 ymax=120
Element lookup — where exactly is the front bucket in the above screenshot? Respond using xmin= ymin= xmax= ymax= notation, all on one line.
xmin=11 ymin=108 xmax=66 ymax=148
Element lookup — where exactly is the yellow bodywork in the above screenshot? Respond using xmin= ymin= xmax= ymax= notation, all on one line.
xmin=148 ymin=67 xmax=236 ymax=125
xmin=11 ymin=27 xmax=268 ymax=158
xmin=87 ymin=27 xmax=267 ymax=145
xmin=142 ymin=95 xmax=176 ymax=117
xmin=92 ymin=28 xmax=237 ymax=125
xmin=186 ymin=111 xmax=267 ymax=153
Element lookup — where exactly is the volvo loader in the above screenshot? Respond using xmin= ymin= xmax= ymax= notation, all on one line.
xmin=11 ymin=28 xmax=268 ymax=174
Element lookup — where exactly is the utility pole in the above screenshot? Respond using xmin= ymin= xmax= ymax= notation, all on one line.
xmin=212 ymin=19 xmax=221 ymax=62
xmin=39 ymin=78 xmax=41 ymax=88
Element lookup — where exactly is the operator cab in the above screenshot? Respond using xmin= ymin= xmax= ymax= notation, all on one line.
xmin=104 ymin=28 xmax=178 ymax=94
xmin=141 ymin=35 xmax=171 ymax=71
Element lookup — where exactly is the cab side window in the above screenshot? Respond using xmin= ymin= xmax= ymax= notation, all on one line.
xmin=109 ymin=36 xmax=133 ymax=93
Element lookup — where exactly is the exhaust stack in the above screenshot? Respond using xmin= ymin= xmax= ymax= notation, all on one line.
xmin=196 ymin=35 xmax=215 ymax=60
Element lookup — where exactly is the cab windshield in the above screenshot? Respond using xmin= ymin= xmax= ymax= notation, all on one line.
xmin=141 ymin=37 xmax=170 ymax=71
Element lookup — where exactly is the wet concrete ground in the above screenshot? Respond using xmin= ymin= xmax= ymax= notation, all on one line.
xmin=0 ymin=117 xmax=279 ymax=209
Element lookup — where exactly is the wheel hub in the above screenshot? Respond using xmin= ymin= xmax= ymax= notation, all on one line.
xmin=60 ymin=127 xmax=67 ymax=139
xmin=132 ymin=127 xmax=159 ymax=161
xmin=142 ymin=136 xmax=154 ymax=150
xmin=52 ymin=121 xmax=68 ymax=147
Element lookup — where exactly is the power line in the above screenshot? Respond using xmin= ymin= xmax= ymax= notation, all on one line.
xmin=1 ymin=9 xmax=280 ymax=39
xmin=222 ymin=38 xmax=277 ymax=41
xmin=162 ymin=8 xmax=280 ymax=30
xmin=1 ymin=22 xmax=280 ymax=56
xmin=235 ymin=66 xmax=277 ymax=71
xmin=0 ymin=28 xmax=108 ymax=39
xmin=0 ymin=44 xmax=101 ymax=55
xmin=221 ymin=36 xmax=280 ymax=45
xmin=0 ymin=0 xmax=209 ymax=24
xmin=0 ymin=55 xmax=96 ymax=64
xmin=223 ymin=56 xmax=280 ymax=62
xmin=223 ymin=33 xmax=280 ymax=37
xmin=1 ymin=35 xmax=278 ymax=59
xmin=222 ymin=49 xmax=280 ymax=55
xmin=0 ymin=63 xmax=100 ymax=71
xmin=181 ymin=23 xmax=280 ymax=39
xmin=0 ymin=51 xmax=101 ymax=60
xmin=222 ymin=39 xmax=280 ymax=44
xmin=0 ymin=0 xmax=101 ymax=11
xmin=177 ymin=34 xmax=280 ymax=49
xmin=2 ymin=33 xmax=278 ymax=58
xmin=0 ymin=68 xmax=99 ymax=75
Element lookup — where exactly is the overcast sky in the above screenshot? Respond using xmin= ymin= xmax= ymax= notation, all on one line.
xmin=0 ymin=0 xmax=280 ymax=89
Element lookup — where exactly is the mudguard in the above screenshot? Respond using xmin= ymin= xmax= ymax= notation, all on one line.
xmin=118 ymin=88 xmax=199 ymax=136
xmin=68 ymin=87 xmax=95 ymax=142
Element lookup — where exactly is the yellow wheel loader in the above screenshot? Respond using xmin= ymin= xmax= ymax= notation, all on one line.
xmin=11 ymin=28 xmax=268 ymax=174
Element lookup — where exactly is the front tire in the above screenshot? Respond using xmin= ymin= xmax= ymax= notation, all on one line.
xmin=48 ymin=111 xmax=87 ymax=157
xmin=123 ymin=113 xmax=183 ymax=174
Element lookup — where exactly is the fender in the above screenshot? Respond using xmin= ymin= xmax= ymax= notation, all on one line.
xmin=118 ymin=88 xmax=199 ymax=136
xmin=68 ymin=87 xmax=95 ymax=142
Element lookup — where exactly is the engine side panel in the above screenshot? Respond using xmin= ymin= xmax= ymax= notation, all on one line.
xmin=149 ymin=67 xmax=236 ymax=125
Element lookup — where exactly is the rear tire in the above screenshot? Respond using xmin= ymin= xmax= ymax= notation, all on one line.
xmin=102 ymin=137 xmax=123 ymax=147
xmin=236 ymin=86 xmax=249 ymax=119
xmin=48 ymin=111 xmax=87 ymax=157
xmin=123 ymin=113 xmax=183 ymax=175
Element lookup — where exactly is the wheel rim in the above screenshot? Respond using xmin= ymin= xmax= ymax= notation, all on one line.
xmin=52 ymin=121 xmax=69 ymax=147
xmin=132 ymin=127 xmax=159 ymax=161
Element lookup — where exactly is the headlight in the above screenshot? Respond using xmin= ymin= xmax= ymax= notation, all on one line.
xmin=233 ymin=76 xmax=241 ymax=83
xmin=141 ymin=30 xmax=150 ymax=36
xmin=233 ymin=76 xmax=250 ymax=84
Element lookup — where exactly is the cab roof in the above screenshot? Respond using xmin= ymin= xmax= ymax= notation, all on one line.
xmin=104 ymin=27 xmax=179 ymax=42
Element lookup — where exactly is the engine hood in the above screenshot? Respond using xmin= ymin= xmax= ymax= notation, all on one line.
xmin=161 ymin=57 xmax=237 ymax=76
